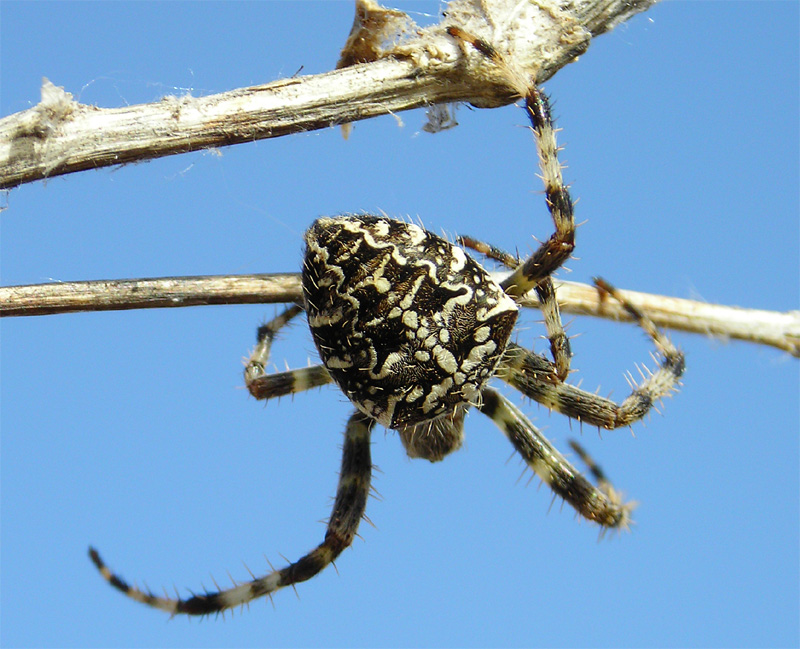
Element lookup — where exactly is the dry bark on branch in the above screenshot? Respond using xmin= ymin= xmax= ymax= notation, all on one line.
xmin=2 ymin=275 xmax=797 ymax=357
xmin=0 ymin=0 xmax=656 ymax=189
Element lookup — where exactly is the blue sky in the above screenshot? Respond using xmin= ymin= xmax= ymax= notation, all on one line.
xmin=1 ymin=2 xmax=798 ymax=647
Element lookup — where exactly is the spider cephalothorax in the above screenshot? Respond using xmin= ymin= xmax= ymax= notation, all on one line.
xmin=89 ymin=32 xmax=685 ymax=618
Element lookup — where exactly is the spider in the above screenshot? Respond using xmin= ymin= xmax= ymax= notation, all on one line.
xmin=88 ymin=31 xmax=685 ymax=617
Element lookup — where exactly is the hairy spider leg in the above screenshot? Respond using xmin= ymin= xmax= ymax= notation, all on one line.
xmin=456 ymin=236 xmax=685 ymax=428
xmin=88 ymin=30 xmax=681 ymax=618
xmin=569 ymin=439 xmax=614 ymax=495
xmin=89 ymin=409 xmax=375 ymax=616
xmin=477 ymin=387 xmax=633 ymax=529
xmin=500 ymin=86 xmax=575 ymax=379
xmin=244 ymin=304 xmax=333 ymax=401
xmin=448 ymin=27 xmax=575 ymax=377
xmin=498 ymin=87 xmax=576 ymax=300
xmin=496 ymin=279 xmax=685 ymax=429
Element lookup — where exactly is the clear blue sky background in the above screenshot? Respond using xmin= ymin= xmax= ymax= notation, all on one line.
xmin=2 ymin=2 xmax=798 ymax=647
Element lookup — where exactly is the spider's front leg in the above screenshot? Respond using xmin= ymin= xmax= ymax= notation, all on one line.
xmin=501 ymin=86 xmax=576 ymax=383
xmin=89 ymin=409 xmax=375 ymax=616
xmin=499 ymin=86 xmax=575 ymax=300
xmin=244 ymin=304 xmax=333 ymax=401
xmin=448 ymin=28 xmax=576 ymax=300
xmin=451 ymin=33 xmax=575 ymax=381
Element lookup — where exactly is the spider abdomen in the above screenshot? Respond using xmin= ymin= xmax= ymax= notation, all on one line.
xmin=303 ymin=214 xmax=518 ymax=431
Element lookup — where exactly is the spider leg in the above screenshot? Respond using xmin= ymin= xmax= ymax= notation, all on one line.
xmin=477 ymin=387 xmax=633 ymax=529
xmin=496 ymin=279 xmax=685 ymax=429
xmin=456 ymin=235 xmax=520 ymax=271
xmin=244 ymin=304 xmax=304 ymax=385
xmin=455 ymin=91 xmax=574 ymax=301
xmin=448 ymin=28 xmax=576 ymax=302
xmin=244 ymin=304 xmax=333 ymax=400
xmin=458 ymin=236 xmax=572 ymax=381
xmin=450 ymin=36 xmax=575 ymax=380
xmin=247 ymin=365 xmax=333 ymax=401
xmin=568 ymin=439 xmax=614 ymax=495
xmin=532 ymin=278 xmax=572 ymax=380
xmin=499 ymin=85 xmax=575 ymax=300
xmin=89 ymin=409 xmax=375 ymax=616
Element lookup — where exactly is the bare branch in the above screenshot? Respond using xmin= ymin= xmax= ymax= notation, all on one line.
xmin=0 ymin=0 xmax=658 ymax=190
xmin=532 ymin=281 xmax=800 ymax=358
xmin=0 ymin=274 xmax=302 ymax=317
xmin=2 ymin=274 xmax=796 ymax=357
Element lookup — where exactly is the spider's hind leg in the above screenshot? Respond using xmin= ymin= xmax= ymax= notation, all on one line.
xmin=244 ymin=304 xmax=333 ymax=401
xmin=89 ymin=410 xmax=375 ymax=616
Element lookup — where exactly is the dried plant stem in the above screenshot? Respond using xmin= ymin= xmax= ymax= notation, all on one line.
xmin=2 ymin=274 xmax=796 ymax=357
xmin=527 ymin=280 xmax=800 ymax=358
xmin=0 ymin=0 xmax=657 ymax=190
xmin=0 ymin=274 xmax=302 ymax=317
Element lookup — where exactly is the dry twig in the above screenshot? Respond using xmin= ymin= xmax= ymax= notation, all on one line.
xmin=2 ymin=275 xmax=796 ymax=357
xmin=0 ymin=0 xmax=656 ymax=189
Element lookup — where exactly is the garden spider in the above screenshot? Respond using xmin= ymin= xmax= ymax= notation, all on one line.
xmin=88 ymin=32 xmax=685 ymax=617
